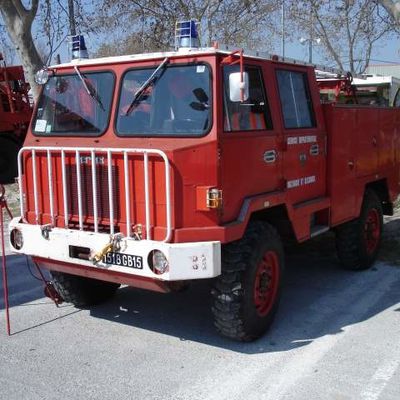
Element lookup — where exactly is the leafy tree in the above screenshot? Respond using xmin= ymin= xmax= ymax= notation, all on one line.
xmin=0 ymin=0 xmax=93 ymax=98
xmin=0 ymin=0 xmax=42 ymax=97
xmin=93 ymin=0 xmax=280 ymax=57
xmin=288 ymin=0 xmax=398 ymax=74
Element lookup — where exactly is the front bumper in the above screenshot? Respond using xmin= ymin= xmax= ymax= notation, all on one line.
xmin=9 ymin=218 xmax=221 ymax=281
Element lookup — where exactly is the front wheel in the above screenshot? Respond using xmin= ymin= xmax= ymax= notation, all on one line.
xmin=211 ymin=221 xmax=284 ymax=341
xmin=335 ymin=190 xmax=383 ymax=270
xmin=50 ymin=271 xmax=120 ymax=307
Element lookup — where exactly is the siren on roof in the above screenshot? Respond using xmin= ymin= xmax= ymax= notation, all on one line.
xmin=71 ymin=35 xmax=89 ymax=60
xmin=175 ymin=20 xmax=200 ymax=50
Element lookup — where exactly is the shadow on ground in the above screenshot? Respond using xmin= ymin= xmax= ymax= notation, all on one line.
xmin=2 ymin=219 xmax=400 ymax=353
xmin=89 ymin=229 xmax=400 ymax=354
xmin=0 ymin=255 xmax=50 ymax=309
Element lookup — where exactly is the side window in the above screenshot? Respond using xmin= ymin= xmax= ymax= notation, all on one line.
xmin=276 ymin=69 xmax=315 ymax=129
xmin=223 ymin=65 xmax=272 ymax=132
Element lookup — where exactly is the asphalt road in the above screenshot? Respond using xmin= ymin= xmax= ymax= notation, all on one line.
xmin=1 ymin=234 xmax=400 ymax=400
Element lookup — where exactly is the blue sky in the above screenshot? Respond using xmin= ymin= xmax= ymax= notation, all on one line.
xmin=52 ymin=32 xmax=399 ymax=69
xmin=30 ymin=2 xmax=400 ymax=71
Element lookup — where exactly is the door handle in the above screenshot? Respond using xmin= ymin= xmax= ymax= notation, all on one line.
xmin=310 ymin=144 xmax=319 ymax=156
xmin=263 ymin=150 xmax=277 ymax=163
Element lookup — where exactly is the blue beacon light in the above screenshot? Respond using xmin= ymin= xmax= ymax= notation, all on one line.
xmin=176 ymin=20 xmax=200 ymax=49
xmin=71 ymin=35 xmax=89 ymax=60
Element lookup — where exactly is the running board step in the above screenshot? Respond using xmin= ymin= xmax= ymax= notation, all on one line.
xmin=310 ymin=225 xmax=330 ymax=238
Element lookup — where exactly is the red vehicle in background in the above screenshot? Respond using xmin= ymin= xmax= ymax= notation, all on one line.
xmin=0 ymin=54 xmax=32 ymax=184
xmin=8 ymin=25 xmax=400 ymax=341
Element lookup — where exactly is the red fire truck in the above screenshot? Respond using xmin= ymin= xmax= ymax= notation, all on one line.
xmin=8 ymin=26 xmax=400 ymax=341
xmin=0 ymin=55 xmax=32 ymax=184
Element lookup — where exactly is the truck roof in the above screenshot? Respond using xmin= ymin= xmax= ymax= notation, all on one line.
xmin=50 ymin=45 xmax=337 ymax=74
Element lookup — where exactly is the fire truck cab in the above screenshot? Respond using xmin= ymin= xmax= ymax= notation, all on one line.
xmin=9 ymin=27 xmax=400 ymax=341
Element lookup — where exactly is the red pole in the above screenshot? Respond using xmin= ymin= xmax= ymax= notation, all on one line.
xmin=0 ymin=186 xmax=11 ymax=336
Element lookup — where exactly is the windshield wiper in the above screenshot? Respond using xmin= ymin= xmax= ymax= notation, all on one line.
xmin=74 ymin=65 xmax=105 ymax=111
xmin=125 ymin=57 xmax=169 ymax=116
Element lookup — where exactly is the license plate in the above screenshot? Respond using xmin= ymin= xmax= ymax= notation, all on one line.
xmin=103 ymin=252 xmax=143 ymax=269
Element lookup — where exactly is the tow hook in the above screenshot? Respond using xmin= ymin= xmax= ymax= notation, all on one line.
xmin=91 ymin=242 xmax=114 ymax=264
xmin=91 ymin=233 xmax=124 ymax=264
xmin=40 ymin=224 xmax=53 ymax=240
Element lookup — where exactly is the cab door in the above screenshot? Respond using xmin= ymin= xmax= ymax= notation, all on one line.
xmin=219 ymin=62 xmax=283 ymax=224
xmin=273 ymin=66 xmax=326 ymax=205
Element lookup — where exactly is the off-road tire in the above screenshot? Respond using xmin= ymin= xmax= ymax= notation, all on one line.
xmin=211 ymin=221 xmax=284 ymax=342
xmin=335 ymin=190 xmax=383 ymax=270
xmin=50 ymin=271 xmax=120 ymax=307
xmin=0 ymin=136 xmax=20 ymax=184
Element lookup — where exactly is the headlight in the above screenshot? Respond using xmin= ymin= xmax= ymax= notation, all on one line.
xmin=148 ymin=249 xmax=169 ymax=275
xmin=34 ymin=68 xmax=52 ymax=85
xmin=10 ymin=228 xmax=23 ymax=250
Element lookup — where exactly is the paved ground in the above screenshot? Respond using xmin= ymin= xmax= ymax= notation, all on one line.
xmin=1 ymin=228 xmax=400 ymax=400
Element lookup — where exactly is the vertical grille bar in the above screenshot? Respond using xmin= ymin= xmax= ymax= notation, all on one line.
xmin=107 ymin=150 xmax=114 ymax=235
xmin=47 ymin=150 xmax=54 ymax=225
xmin=91 ymin=150 xmax=98 ymax=233
xmin=17 ymin=149 xmax=24 ymax=218
xmin=161 ymin=151 xmax=172 ymax=243
xmin=61 ymin=150 xmax=69 ymax=227
xmin=123 ymin=151 xmax=131 ymax=237
xmin=32 ymin=149 xmax=39 ymax=224
xmin=143 ymin=151 xmax=151 ymax=240
xmin=75 ymin=150 xmax=83 ymax=230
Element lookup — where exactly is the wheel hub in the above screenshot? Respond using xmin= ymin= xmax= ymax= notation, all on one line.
xmin=254 ymin=251 xmax=279 ymax=317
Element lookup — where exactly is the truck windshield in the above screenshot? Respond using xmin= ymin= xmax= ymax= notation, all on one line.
xmin=33 ymin=71 xmax=114 ymax=136
xmin=116 ymin=64 xmax=211 ymax=136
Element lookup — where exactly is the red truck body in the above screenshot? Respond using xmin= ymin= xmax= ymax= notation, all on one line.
xmin=9 ymin=46 xmax=400 ymax=340
xmin=0 ymin=62 xmax=32 ymax=184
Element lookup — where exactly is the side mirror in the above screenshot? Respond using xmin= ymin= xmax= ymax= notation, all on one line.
xmin=229 ymin=72 xmax=249 ymax=102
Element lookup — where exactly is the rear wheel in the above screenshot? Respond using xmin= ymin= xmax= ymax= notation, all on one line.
xmin=335 ymin=190 xmax=383 ymax=270
xmin=211 ymin=221 xmax=284 ymax=341
xmin=50 ymin=271 xmax=120 ymax=307
xmin=0 ymin=136 xmax=20 ymax=184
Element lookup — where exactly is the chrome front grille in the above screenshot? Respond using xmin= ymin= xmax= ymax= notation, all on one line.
xmin=18 ymin=146 xmax=172 ymax=242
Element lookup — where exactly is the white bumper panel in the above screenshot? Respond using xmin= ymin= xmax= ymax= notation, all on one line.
xmin=9 ymin=218 xmax=221 ymax=281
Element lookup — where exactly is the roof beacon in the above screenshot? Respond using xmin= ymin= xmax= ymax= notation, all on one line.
xmin=175 ymin=20 xmax=200 ymax=50
xmin=71 ymin=35 xmax=89 ymax=60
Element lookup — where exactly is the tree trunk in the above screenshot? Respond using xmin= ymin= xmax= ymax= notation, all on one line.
xmin=0 ymin=0 xmax=43 ymax=99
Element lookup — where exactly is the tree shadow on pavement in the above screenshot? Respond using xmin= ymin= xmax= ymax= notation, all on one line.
xmin=0 ymin=255 xmax=49 ymax=310
xmin=89 ymin=231 xmax=400 ymax=354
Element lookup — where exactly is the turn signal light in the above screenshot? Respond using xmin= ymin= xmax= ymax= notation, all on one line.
xmin=207 ymin=188 xmax=223 ymax=209
xmin=196 ymin=186 xmax=223 ymax=210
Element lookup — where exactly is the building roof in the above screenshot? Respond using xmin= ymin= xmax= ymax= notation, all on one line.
xmin=366 ymin=64 xmax=400 ymax=79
